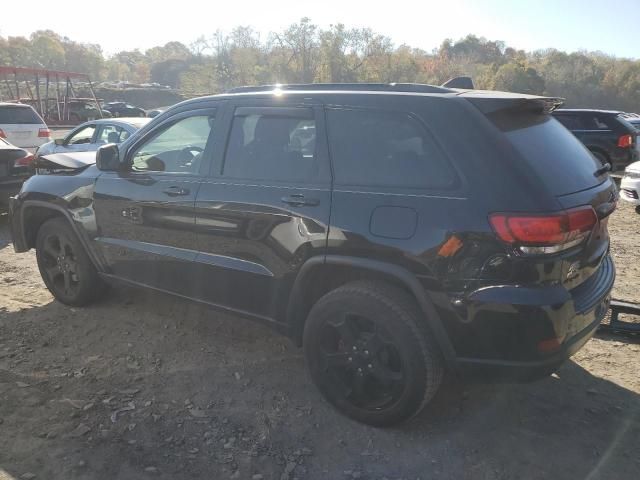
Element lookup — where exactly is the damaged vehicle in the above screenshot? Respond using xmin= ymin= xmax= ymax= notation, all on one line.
xmin=9 ymin=83 xmax=617 ymax=426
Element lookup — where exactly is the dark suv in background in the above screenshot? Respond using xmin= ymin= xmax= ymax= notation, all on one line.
xmin=9 ymin=84 xmax=616 ymax=426
xmin=552 ymin=109 xmax=639 ymax=171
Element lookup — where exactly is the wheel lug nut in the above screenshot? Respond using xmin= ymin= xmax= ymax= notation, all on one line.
xmin=348 ymin=357 xmax=352 ymax=362
xmin=352 ymin=346 xmax=357 ymax=351
xmin=364 ymin=350 xmax=369 ymax=356
xmin=368 ymin=364 xmax=373 ymax=369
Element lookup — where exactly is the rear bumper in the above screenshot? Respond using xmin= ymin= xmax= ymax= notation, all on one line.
xmin=449 ymin=255 xmax=615 ymax=381
xmin=0 ymin=179 xmax=26 ymax=205
xmin=455 ymin=308 xmax=605 ymax=381
xmin=619 ymin=176 xmax=640 ymax=205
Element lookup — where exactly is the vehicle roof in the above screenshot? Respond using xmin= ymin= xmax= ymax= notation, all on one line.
xmin=554 ymin=108 xmax=624 ymax=115
xmin=175 ymin=83 xmax=560 ymax=107
xmin=77 ymin=117 xmax=150 ymax=128
xmin=0 ymin=102 xmax=34 ymax=108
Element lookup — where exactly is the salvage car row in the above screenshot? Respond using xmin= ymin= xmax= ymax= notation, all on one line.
xmin=0 ymin=101 xmax=152 ymax=206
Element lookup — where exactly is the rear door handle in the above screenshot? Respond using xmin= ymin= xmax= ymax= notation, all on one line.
xmin=281 ymin=194 xmax=320 ymax=207
xmin=163 ymin=186 xmax=190 ymax=197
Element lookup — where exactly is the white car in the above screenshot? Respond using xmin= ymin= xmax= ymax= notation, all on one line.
xmin=0 ymin=103 xmax=51 ymax=152
xmin=36 ymin=117 xmax=150 ymax=158
xmin=620 ymin=160 xmax=640 ymax=212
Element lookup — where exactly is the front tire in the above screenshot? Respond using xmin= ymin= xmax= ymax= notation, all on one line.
xmin=303 ymin=281 xmax=444 ymax=427
xmin=36 ymin=217 xmax=105 ymax=306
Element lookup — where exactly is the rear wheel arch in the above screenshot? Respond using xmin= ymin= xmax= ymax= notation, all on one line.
xmin=286 ymin=255 xmax=456 ymax=366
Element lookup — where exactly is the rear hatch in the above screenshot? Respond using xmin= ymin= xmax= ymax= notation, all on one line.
xmin=464 ymin=91 xmax=616 ymax=293
xmin=0 ymin=105 xmax=45 ymax=149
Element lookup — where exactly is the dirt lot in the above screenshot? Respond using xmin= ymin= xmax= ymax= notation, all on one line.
xmin=0 ymin=203 xmax=639 ymax=480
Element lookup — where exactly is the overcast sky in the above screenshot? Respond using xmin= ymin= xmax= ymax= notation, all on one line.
xmin=1 ymin=0 xmax=636 ymax=58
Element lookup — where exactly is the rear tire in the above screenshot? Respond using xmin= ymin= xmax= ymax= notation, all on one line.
xmin=35 ymin=217 xmax=106 ymax=306
xmin=635 ymin=205 xmax=640 ymax=215
xmin=303 ymin=281 xmax=444 ymax=427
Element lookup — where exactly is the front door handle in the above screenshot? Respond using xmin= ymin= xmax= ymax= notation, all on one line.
xmin=163 ymin=186 xmax=190 ymax=197
xmin=281 ymin=194 xmax=320 ymax=207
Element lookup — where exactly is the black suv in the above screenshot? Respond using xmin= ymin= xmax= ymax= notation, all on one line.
xmin=101 ymin=102 xmax=147 ymax=118
xmin=552 ymin=109 xmax=639 ymax=171
xmin=9 ymin=84 xmax=616 ymax=426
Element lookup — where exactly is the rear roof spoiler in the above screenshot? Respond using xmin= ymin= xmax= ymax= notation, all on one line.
xmin=459 ymin=92 xmax=565 ymax=115
xmin=442 ymin=76 xmax=475 ymax=89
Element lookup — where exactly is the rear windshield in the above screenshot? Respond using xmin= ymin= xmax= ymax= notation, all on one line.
xmin=490 ymin=112 xmax=601 ymax=195
xmin=0 ymin=106 xmax=42 ymax=124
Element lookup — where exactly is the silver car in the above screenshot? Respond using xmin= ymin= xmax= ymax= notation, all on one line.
xmin=36 ymin=117 xmax=150 ymax=157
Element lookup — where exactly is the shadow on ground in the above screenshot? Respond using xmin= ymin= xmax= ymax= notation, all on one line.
xmin=0 ymin=288 xmax=639 ymax=480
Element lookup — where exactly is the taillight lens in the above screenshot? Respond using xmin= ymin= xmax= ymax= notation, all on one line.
xmin=0 ymin=128 xmax=6 ymax=138
xmin=38 ymin=128 xmax=51 ymax=138
xmin=617 ymin=134 xmax=633 ymax=148
xmin=14 ymin=153 xmax=35 ymax=167
xmin=489 ymin=206 xmax=598 ymax=255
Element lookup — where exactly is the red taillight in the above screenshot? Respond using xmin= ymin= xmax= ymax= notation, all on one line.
xmin=489 ymin=206 xmax=598 ymax=254
xmin=0 ymin=128 xmax=6 ymax=138
xmin=617 ymin=134 xmax=633 ymax=148
xmin=38 ymin=128 xmax=51 ymax=138
xmin=14 ymin=153 xmax=35 ymax=167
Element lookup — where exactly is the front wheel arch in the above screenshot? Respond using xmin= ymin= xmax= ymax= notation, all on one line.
xmin=20 ymin=202 xmax=104 ymax=272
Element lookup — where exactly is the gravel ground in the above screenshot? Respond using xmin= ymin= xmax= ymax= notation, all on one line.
xmin=0 ymin=202 xmax=639 ymax=480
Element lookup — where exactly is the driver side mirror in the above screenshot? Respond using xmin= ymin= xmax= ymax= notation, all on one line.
xmin=96 ymin=143 xmax=122 ymax=171
xmin=54 ymin=138 xmax=65 ymax=146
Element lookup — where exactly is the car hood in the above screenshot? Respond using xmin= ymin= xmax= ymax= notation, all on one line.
xmin=35 ymin=151 xmax=97 ymax=170
xmin=626 ymin=160 xmax=640 ymax=174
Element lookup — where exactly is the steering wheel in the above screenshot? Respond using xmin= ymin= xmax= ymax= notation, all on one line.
xmin=178 ymin=146 xmax=204 ymax=168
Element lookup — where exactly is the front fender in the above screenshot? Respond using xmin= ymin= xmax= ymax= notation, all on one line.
xmin=9 ymin=174 xmax=106 ymax=271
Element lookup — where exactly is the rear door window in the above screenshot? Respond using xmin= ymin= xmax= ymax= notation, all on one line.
xmin=0 ymin=106 xmax=42 ymax=124
xmin=326 ymin=108 xmax=457 ymax=189
xmin=555 ymin=114 xmax=581 ymax=130
xmin=581 ymin=114 xmax=610 ymax=130
xmin=223 ymin=108 xmax=318 ymax=182
xmin=97 ymin=124 xmax=127 ymax=144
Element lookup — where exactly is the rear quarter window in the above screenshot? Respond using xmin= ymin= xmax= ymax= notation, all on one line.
xmin=0 ymin=106 xmax=43 ymax=124
xmin=326 ymin=108 xmax=458 ymax=189
xmin=490 ymin=112 xmax=601 ymax=195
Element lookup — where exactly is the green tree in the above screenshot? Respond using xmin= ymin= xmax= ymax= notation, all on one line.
xmin=30 ymin=30 xmax=65 ymax=69
xmin=492 ymin=63 xmax=545 ymax=94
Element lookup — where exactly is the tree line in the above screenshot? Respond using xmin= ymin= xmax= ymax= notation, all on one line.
xmin=2 ymin=18 xmax=640 ymax=112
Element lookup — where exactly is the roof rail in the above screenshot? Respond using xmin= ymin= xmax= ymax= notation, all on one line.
xmin=226 ymin=83 xmax=453 ymax=94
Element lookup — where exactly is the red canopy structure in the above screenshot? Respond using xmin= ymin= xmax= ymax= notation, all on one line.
xmin=0 ymin=66 xmax=103 ymax=123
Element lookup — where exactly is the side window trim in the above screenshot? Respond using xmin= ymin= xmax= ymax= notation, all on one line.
xmin=234 ymin=106 xmax=314 ymax=119
xmin=123 ymin=107 xmax=218 ymax=177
